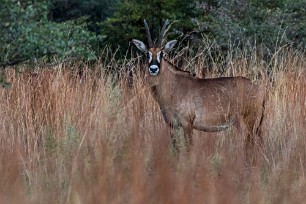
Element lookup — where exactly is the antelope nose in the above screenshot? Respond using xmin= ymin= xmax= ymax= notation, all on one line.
xmin=150 ymin=67 xmax=158 ymax=72
xmin=149 ymin=65 xmax=159 ymax=73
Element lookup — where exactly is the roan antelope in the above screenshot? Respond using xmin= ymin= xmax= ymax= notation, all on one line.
xmin=132 ymin=20 xmax=266 ymax=159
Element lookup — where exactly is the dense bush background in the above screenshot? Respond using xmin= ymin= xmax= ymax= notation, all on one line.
xmin=0 ymin=0 xmax=305 ymax=68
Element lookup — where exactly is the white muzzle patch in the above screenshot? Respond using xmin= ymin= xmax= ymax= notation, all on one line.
xmin=149 ymin=65 xmax=159 ymax=76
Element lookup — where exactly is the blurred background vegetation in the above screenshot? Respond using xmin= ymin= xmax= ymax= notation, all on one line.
xmin=0 ymin=0 xmax=305 ymax=68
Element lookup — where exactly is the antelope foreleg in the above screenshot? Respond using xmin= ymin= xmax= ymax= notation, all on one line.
xmin=169 ymin=123 xmax=180 ymax=153
xmin=182 ymin=123 xmax=193 ymax=152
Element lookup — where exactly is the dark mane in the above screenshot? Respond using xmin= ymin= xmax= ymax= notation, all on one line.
xmin=163 ymin=58 xmax=192 ymax=76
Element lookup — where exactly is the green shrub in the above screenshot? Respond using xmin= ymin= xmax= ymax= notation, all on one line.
xmin=0 ymin=0 xmax=103 ymax=67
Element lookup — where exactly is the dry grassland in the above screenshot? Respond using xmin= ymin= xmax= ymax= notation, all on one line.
xmin=0 ymin=48 xmax=305 ymax=204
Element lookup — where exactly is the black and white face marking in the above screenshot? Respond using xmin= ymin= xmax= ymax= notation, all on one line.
xmin=132 ymin=38 xmax=177 ymax=76
xmin=147 ymin=51 xmax=162 ymax=76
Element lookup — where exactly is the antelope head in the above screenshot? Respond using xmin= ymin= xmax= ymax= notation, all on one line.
xmin=132 ymin=19 xmax=177 ymax=76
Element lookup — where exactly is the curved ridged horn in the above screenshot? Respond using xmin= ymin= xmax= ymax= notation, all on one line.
xmin=157 ymin=19 xmax=169 ymax=47
xmin=144 ymin=19 xmax=153 ymax=48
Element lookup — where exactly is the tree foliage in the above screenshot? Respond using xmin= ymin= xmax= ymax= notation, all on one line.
xmin=0 ymin=0 xmax=305 ymax=69
xmin=100 ymin=0 xmax=202 ymax=53
xmin=0 ymin=0 xmax=102 ymax=67
xmin=100 ymin=0 xmax=306 ymax=54
xmin=196 ymin=0 xmax=306 ymax=50
xmin=49 ymin=0 xmax=118 ymax=32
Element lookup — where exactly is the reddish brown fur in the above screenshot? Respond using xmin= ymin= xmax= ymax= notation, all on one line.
xmin=147 ymin=47 xmax=266 ymax=157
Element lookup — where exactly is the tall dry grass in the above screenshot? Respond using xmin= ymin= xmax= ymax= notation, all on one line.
xmin=0 ymin=47 xmax=305 ymax=204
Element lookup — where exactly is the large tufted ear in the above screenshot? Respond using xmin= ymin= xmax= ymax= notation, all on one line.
xmin=163 ymin=40 xmax=177 ymax=53
xmin=132 ymin=39 xmax=148 ymax=53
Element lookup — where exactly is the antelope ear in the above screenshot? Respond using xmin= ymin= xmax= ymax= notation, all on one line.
xmin=163 ymin=40 xmax=177 ymax=53
xmin=132 ymin=39 xmax=147 ymax=53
